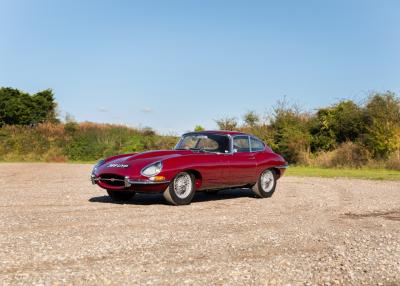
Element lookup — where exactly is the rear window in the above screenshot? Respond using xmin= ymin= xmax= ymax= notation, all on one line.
xmin=250 ymin=137 xmax=265 ymax=152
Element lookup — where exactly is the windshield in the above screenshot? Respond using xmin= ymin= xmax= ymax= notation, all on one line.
xmin=175 ymin=133 xmax=230 ymax=153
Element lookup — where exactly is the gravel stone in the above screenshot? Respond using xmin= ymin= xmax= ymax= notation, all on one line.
xmin=0 ymin=163 xmax=399 ymax=285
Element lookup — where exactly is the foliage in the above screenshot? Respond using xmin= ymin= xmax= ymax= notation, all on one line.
xmin=0 ymin=87 xmax=59 ymax=126
xmin=268 ymin=101 xmax=312 ymax=163
xmin=310 ymin=100 xmax=364 ymax=152
xmin=0 ymin=123 xmax=178 ymax=162
xmin=306 ymin=142 xmax=371 ymax=168
xmin=243 ymin=111 xmax=260 ymax=127
xmin=215 ymin=117 xmax=238 ymax=131
xmin=1 ymin=86 xmax=399 ymax=169
xmin=194 ymin=125 xmax=205 ymax=131
xmin=362 ymin=92 xmax=400 ymax=159
xmin=214 ymin=91 xmax=400 ymax=168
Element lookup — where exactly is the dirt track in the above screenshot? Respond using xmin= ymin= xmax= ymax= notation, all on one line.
xmin=0 ymin=163 xmax=399 ymax=285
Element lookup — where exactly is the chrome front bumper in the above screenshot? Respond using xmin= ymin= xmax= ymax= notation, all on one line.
xmin=91 ymin=174 xmax=170 ymax=187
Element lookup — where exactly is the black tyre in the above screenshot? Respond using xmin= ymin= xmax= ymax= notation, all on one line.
xmin=252 ymin=169 xmax=277 ymax=198
xmin=204 ymin=190 xmax=219 ymax=195
xmin=107 ymin=190 xmax=135 ymax=201
xmin=163 ymin=172 xmax=195 ymax=205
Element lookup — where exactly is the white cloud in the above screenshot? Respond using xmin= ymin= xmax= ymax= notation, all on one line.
xmin=98 ymin=107 xmax=108 ymax=112
xmin=140 ymin=107 xmax=152 ymax=113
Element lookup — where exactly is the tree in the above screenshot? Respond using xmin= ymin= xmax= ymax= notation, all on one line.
xmin=215 ymin=117 xmax=238 ymax=131
xmin=310 ymin=100 xmax=364 ymax=152
xmin=194 ymin=125 xmax=205 ymax=131
xmin=270 ymin=101 xmax=311 ymax=163
xmin=243 ymin=111 xmax=260 ymax=127
xmin=0 ymin=87 xmax=59 ymax=126
xmin=362 ymin=92 xmax=400 ymax=158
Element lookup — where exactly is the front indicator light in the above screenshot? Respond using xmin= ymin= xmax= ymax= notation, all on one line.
xmin=149 ymin=175 xmax=166 ymax=182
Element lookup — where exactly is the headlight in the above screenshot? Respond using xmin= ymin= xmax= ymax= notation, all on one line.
xmin=92 ymin=159 xmax=105 ymax=173
xmin=141 ymin=161 xmax=163 ymax=177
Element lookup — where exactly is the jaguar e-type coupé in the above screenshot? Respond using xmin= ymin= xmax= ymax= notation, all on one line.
xmin=91 ymin=131 xmax=288 ymax=205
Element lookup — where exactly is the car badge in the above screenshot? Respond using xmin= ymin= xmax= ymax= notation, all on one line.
xmin=107 ymin=163 xmax=129 ymax=168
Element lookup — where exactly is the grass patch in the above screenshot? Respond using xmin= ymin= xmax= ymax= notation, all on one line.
xmin=286 ymin=166 xmax=400 ymax=180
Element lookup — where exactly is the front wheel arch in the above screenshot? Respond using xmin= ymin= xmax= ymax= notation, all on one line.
xmin=181 ymin=169 xmax=202 ymax=190
xmin=163 ymin=171 xmax=196 ymax=205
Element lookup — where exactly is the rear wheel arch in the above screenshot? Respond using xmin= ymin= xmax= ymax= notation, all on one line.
xmin=272 ymin=167 xmax=283 ymax=179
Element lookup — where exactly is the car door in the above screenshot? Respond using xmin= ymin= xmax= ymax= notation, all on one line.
xmin=228 ymin=135 xmax=257 ymax=186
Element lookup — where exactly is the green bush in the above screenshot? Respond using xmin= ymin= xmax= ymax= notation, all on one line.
xmin=1 ymin=86 xmax=400 ymax=169
xmin=0 ymin=123 xmax=178 ymax=162
xmin=362 ymin=92 xmax=400 ymax=159
xmin=0 ymin=87 xmax=59 ymax=126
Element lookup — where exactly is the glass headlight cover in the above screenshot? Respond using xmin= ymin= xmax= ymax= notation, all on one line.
xmin=93 ymin=159 xmax=105 ymax=173
xmin=141 ymin=161 xmax=163 ymax=177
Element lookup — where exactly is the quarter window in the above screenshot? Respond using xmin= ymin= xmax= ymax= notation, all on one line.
xmin=250 ymin=137 xmax=265 ymax=152
xmin=233 ymin=136 xmax=250 ymax=152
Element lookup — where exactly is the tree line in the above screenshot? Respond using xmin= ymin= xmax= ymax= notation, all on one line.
xmin=0 ymin=87 xmax=399 ymax=169
xmin=213 ymin=92 xmax=400 ymax=169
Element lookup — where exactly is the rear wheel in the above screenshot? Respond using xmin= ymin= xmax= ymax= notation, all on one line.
xmin=107 ymin=190 xmax=135 ymax=201
xmin=163 ymin=172 xmax=195 ymax=205
xmin=252 ymin=169 xmax=277 ymax=198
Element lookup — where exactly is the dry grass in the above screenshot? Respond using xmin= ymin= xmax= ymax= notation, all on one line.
xmin=298 ymin=142 xmax=372 ymax=168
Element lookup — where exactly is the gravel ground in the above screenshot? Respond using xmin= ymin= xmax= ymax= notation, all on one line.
xmin=0 ymin=163 xmax=399 ymax=286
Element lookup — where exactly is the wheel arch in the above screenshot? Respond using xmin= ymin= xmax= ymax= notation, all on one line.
xmin=182 ymin=169 xmax=203 ymax=190
xmin=271 ymin=167 xmax=281 ymax=179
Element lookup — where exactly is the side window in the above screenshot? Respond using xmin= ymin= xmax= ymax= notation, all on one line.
xmin=196 ymin=138 xmax=219 ymax=151
xmin=233 ymin=136 xmax=250 ymax=152
xmin=250 ymin=137 xmax=265 ymax=152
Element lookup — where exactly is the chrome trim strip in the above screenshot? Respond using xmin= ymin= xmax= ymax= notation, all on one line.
xmin=248 ymin=135 xmax=252 ymax=152
xmin=128 ymin=179 xmax=170 ymax=185
xmin=275 ymin=164 xmax=289 ymax=169
xmin=124 ymin=176 xmax=131 ymax=188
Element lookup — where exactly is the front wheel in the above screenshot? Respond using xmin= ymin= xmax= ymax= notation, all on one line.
xmin=107 ymin=190 xmax=135 ymax=201
xmin=163 ymin=172 xmax=195 ymax=205
xmin=252 ymin=169 xmax=277 ymax=198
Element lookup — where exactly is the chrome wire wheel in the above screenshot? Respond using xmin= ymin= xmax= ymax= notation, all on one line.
xmin=173 ymin=172 xmax=193 ymax=199
xmin=260 ymin=170 xmax=275 ymax=193
xmin=252 ymin=168 xmax=277 ymax=198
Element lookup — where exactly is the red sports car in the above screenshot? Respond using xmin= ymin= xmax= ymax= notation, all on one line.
xmin=91 ymin=131 xmax=288 ymax=205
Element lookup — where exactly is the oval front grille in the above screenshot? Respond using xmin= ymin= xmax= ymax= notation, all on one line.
xmin=99 ymin=174 xmax=125 ymax=187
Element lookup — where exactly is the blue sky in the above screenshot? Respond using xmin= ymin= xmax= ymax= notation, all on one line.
xmin=1 ymin=0 xmax=399 ymax=134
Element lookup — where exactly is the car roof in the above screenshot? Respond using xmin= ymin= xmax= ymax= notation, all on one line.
xmin=183 ymin=130 xmax=248 ymax=136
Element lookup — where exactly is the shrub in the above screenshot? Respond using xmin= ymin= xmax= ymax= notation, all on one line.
xmin=362 ymin=92 xmax=400 ymax=159
xmin=385 ymin=152 xmax=400 ymax=170
xmin=0 ymin=123 xmax=178 ymax=162
xmin=310 ymin=142 xmax=371 ymax=168
xmin=269 ymin=102 xmax=312 ymax=163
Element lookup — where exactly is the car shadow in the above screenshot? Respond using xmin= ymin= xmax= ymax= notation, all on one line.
xmin=89 ymin=188 xmax=256 ymax=205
